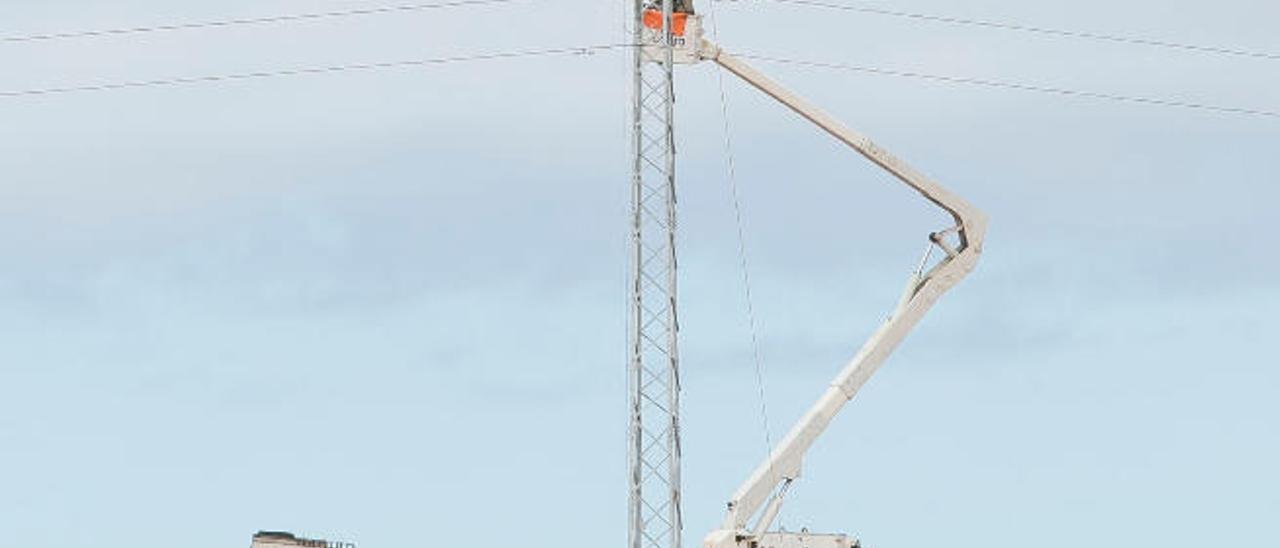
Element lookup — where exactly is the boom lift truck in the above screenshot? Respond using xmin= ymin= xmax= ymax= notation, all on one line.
xmin=641 ymin=6 xmax=989 ymax=548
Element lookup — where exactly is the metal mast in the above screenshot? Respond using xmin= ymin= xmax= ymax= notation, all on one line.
xmin=628 ymin=1 xmax=682 ymax=548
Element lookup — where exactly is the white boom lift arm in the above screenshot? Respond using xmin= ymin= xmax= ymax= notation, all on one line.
xmin=692 ymin=39 xmax=989 ymax=548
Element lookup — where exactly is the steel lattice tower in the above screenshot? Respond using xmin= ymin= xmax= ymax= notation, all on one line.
xmin=627 ymin=1 xmax=682 ymax=548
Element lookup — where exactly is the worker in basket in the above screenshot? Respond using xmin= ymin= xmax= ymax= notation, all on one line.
xmin=642 ymin=0 xmax=694 ymax=36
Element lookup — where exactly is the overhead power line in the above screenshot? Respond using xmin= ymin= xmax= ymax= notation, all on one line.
xmin=731 ymin=0 xmax=1280 ymax=61
xmin=0 ymin=44 xmax=634 ymax=99
xmin=1 ymin=0 xmax=517 ymax=44
xmin=3 ymin=42 xmax=1272 ymax=119
xmin=736 ymin=52 xmax=1280 ymax=118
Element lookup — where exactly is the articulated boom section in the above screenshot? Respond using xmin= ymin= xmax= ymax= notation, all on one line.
xmin=690 ymin=34 xmax=989 ymax=548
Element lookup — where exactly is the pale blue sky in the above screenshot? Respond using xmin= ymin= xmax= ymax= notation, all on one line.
xmin=1 ymin=1 xmax=1276 ymax=547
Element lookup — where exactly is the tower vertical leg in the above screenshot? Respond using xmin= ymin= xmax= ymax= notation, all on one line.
xmin=628 ymin=2 xmax=682 ymax=548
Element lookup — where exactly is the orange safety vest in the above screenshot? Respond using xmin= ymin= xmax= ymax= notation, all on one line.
xmin=642 ymin=9 xmax=689 ymax=36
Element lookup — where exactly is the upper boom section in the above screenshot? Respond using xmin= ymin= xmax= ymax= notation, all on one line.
xmin=700 ymin=42 xmax=988 ymax=246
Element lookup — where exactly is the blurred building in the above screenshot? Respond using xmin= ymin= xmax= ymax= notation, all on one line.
xmin=251 ymin=531 xmax=355 ymax=548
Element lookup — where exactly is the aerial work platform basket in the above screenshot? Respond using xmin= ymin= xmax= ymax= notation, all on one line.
xmin=640 ymin=6 xmax=702 ymax=64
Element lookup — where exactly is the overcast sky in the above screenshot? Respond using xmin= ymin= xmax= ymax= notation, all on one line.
xmin=1 ymin=1 xmax=1276 ymax=547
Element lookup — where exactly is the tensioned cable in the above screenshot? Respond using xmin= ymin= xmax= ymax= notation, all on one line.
xmin=708 ymin=0 xmax=781 ymax=527
xmin=0 ymin=44 xmax=636 ymax=99
xmin=724 ymin=0 xmax=1280 ymax=61
xmin=736 ymin=52 xmax=1280 ymax=118
xmin=1 ymin=0 xmax=517 ymax=44
xmin=5 ymin=42 xmax=1271 ymax=119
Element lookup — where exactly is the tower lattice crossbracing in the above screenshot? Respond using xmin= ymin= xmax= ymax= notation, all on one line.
xmin=627 ymin=2 xmax=682 ymax=548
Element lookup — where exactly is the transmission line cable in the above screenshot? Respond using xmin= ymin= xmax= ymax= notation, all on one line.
xmin=1 ymin=0 xmax=517 ymax=44
xmin=0 ymin=44 xmax=635 ymax=99
xmin=723 ymin=0 xmax=1280 ymax=61
xmin=735 ymin=52 xmax=1280 ymax=118
xmin=6 ymin=42 xmax=1271 ymax=119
